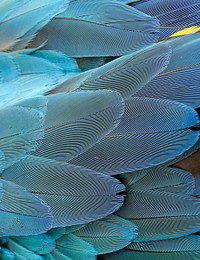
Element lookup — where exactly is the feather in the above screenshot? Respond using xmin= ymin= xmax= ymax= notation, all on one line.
xmin=120 ymin=166 xmax=195 ymax=195
xmin=71 ymin=97 xmax=199 ymax=174
xmin=47 ymin=228 xmax=66 ymax=240
xmin=74 ymin=215 xmax=137 ymax=254
xmin=12 ymin=234 xmax=55 ymax=255
xmin=133 ymin=215 xmax=200 ymax=242
xmin=162 ymin=138 xmax=200 ymax=166
xmin=0 ymin=53 xmax=69 ymax=109
xmin=0 ymin=106 xmax=44 ymax=172
xmin=33 ymin=90 xmax=124 ymax=162
xmin=55 ymin=234 xmax=97 ymax=260
xmin=30 ymin=0 xmax=159 ymax=57
xmin=103 ymin=248 xmax=200 ymax=260
xmin=7 ymin=239 xmax=45 ymax=260
xmin=0 ymin=179 xmax=53 ymax=236
xmin=134 ymin=33 xmax=200 ymax=108
xmin=31 ymin=50 xmax=80 ymax=75
xmin=133 ymin=0 xmax=200 ymax=39
xmin=0 ymin=0 xmax=69 ymax=51
xmin=51 ymin=42 xmax=171 ymax=99
xmin=50 ymin=250 xmax=72 ymax=260
xmin=2 ymin=155 xmax=125 ymax=227
xmin=128 ymin=234 xmax=200 ymax=252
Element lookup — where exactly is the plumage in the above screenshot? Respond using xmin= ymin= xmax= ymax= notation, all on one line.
xmin=30 ymin=0 xmax=159 ymax=57
xmin=74 ymin=215 xmax=137 ymax=254
xmin=33 ymin=90 xmax=124 ymax=162
xmin=134 ymin=32 xmax=200 ymax=108
xmin=120 ymin=166 xmax=196 ymax=195
xmin=55 ymin=234 xmax=97 ymax=260
xmin=11 ymin=234 xmax=55 ymax=255
xmin=2 ymin=155 xmax=125 ymax=227
xmin=0 ymin=179 xmax=53 ymax=236
xmin=7 ymin=238 xmax=45 ymax=259
xmin=0 ymin=52 xmax=70 ymax=109
xmin=132 ymin=0 xmax=200 ymax=39
xmin=71 ymin=97 xmax=199 ymax=174
xmin=0 ymin=106 xmax=44 ymax=172
xmin=51 ymin=42 xmax=171 ymax=99
xmin=0 ymin=0 xmax=69 ymax=51
xmin=0 ymin=0 xmax=199 ymax=259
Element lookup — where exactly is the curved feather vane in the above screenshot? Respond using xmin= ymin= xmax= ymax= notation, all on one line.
xmin=71 ymin=97 xmax=199 ymax=174
xmin=74 ymin=215 xmax=137 ymax=254
xmin=30 ymin=0 xmax=159 ymax=57
xmin=133 ymin=216 xmax=200 ymax=242
xmin=0 ymin=179 xmax=53 ymax=236
xmin=33 ymin=90 xmax=124 ymax=162
xmin=162 ymin=138 xmax=200 ymax=166
xmin=132 ymin=0 xmax=200 ymax=39
xmin=11 ymin=234 xmax=55 ymax=255
xmin=120 ymin=166 xmax=195 ymax=195
xmin=0 ymin=53 xmax=70 ymax=109
xmin=103 ymin=248 xmax=200 ymax=260
xmin=54 ymin=234 xmax=97 ymax=260
xmin=7 ymin=239 xmax=45 ymax=260
xmin=0 ymin=0 xmax=69 ymax=51
xmin=0 ymin=106 xmax=45 ymax=172
xmin=116 ymin=189 xmax=200 ymax=219
xmin=128 ymin=234 xmax=200 ymax=252
xmin=31 ymin=50 xmax=80 ymax=74
xmin=2 ymin=155 xmax=125 ymax=227
xmin=116 ymin=188 xmax=200 ymax=241
xmin=51 ymin=41 xmax=171 ymax=99
xmin=134 ymin=33 xmax=200 ymax=108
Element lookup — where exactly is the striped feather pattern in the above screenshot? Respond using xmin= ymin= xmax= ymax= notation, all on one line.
xmin=103 ymin=249 xmax=200 ymax=260
xmin=133 ymin=0 xmax=200 ymax=39
xmin=128 ymin=234 xmax=200 ymax=252
xmin=2 ymin=155 xmax=125 ymax=226
xmin=0 ymin=0 xmax=69 ymax=51
xmin=133 ymin=216 xmax=200 ymax=242
xmin=12 ymin=234 xmax=55 ymax=255
xmin=0 ymin=106 xmax=44 ymax=172
xmin=55 ymin=234 xmax=97 ymax=260
xmin=53 ymin=42 xmax=171 ymax=98
xmin=116 ymin=189 xmax=200 ymax=218
xmin=0 ymin=179 xmax=53 ymax=236
xmin=7 ymin=239 xmax=45 ymax=260
xmin=31 ymin=0 xmax=159 ymax=56
xmin=120 ymin=166 xmax=195 ymax=195
xmin=33 ymin=90 xmax=124 ymax=162
xmin=134 ymin=33 xmax=200 ymax=108
xmin=74 ymin=215 xmax=137 ymax=254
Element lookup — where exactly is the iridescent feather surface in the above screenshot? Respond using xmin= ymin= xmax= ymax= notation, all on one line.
xmin=0 ymin=0 xmax=199 ymax=259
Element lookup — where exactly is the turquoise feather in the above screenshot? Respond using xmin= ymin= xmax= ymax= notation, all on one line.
xmin=31 ymin=0 xmax=159 ymax=56
xmin=2 ymin=155 xmax=125 ymax=227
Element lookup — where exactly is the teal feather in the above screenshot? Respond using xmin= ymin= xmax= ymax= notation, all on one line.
xmin=2 ymin=155 xmax=125 ymax=227
xmin=71 ymin=96 xmax=199 ymax=174
xmin=33 ymin=90 xmax=124 ymax=162
xmin=0 ymin=0 xmax=69 ymax=51
xmin=134 ymin=34 xmax=200 ymax=108
xmin=0 ymin=179 xmax=53 ymax=236
xmin=31 ymin=0 xmax=159 ymax=57
xmin=12 ymin=234 xmax=55 ymax=255
xmin=55 ymin=234 xmax=97 ymax=259
xmin=0 ymin=106 xmax=44 ymax=172
xmin=52 ymin=42 xmax=171 ymax=99
xmin=120 ymin=166 xmax=195 ymax=195
xmin=7 ymin=239 xmax=45 ymax=259
xmin=74 ymin=215 xmax=137 ymax=254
